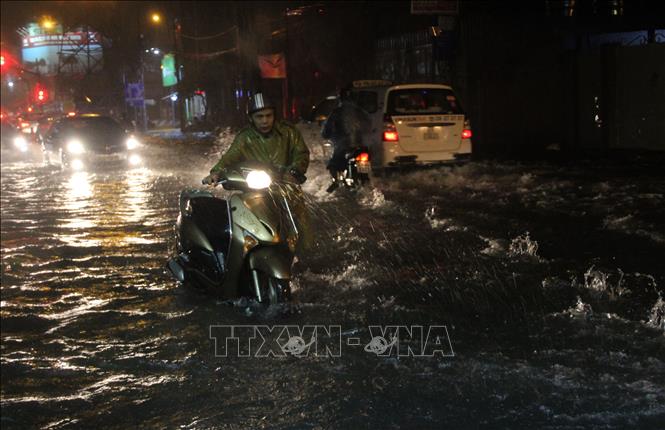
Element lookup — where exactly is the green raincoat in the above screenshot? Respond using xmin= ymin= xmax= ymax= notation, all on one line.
xmin=210 ymin=120 xmax=309 ymax=176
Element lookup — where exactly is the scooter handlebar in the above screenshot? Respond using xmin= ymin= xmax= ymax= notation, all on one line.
xmin=202 ymin=165 xmax=305 ymax=190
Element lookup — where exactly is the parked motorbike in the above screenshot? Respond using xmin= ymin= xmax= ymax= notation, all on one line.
xmin=167 ymin=162 xmax=303 ymax=305
xmin=330 ymin=147 xmax=371 ymax=191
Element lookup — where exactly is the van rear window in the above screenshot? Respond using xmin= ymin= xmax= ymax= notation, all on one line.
xmin=387 ymin=89 xmax=462 ymax=115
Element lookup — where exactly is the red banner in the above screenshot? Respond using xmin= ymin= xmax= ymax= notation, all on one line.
xmin=258 ymin=53 xmax=286 ymax=79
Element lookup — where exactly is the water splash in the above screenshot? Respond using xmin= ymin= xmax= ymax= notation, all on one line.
xmin=508 ymin=232 xmax=539 ymax=258
xmin=480 ymin=236 xmax=507 ymax=256
xmin=646 ymin=295 xmax=665 ymax=330
xmin=603 ymin=214 xmax=665 ymax=244
xmin=358 ymin=187 xmax=388 ymax=209
xmin=570 ymin=296 xmax=593 ymax=319
xmin=583 ymin=266 xmax=627 ymax=301
xmin=425 ymin=207 xmax=465 ymax=231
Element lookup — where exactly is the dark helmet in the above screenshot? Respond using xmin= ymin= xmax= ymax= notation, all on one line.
xmin=247 ymin=92 xmax=276 ymax=115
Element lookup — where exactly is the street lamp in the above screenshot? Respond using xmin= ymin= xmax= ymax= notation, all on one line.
xmin=41 ymin=16 xmax=56 ymax=31
xmin=151 ymin=13 xmax=161 ymax=24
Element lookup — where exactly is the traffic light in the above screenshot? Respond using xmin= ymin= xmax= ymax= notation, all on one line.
xmin=34 ymin=86 xmax=49 ymax=103
xmin=1 ymin=52 xmax=14 ymax=70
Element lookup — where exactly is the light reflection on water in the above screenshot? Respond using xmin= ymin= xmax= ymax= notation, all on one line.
xmin=57 ymin=171 xmax=98 ymax=246
xmin=53 ymin=168 xmax=159 ymax=247
xmin=123 ymin=167 xmax=152 ymax=225
xmin=2 ymin=147 xmax=664 ymax=428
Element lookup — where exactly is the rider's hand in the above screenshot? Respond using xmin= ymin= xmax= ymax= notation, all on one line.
xmin=284 ymin=169 xmax=306 ymax=185
xmin=282 ymin=172 xmax=298 ymax=184
xmin=202 ymin=172 xmax=221 ymax=185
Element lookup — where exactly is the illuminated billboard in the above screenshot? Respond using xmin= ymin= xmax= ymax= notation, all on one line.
xmin=21 ymin=27 xmax=104 ymax=76
xmin=161 ymin=54 xmax=177 ymax=87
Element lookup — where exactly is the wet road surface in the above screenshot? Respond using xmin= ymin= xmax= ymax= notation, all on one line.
xmin=2 ymin=135 xmax=664 ymax=429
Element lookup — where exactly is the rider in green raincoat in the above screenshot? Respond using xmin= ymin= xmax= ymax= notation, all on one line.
xmin=203 ymin=93 xmax=312 ymax=251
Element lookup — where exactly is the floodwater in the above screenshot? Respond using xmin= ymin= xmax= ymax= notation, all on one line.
xmin=1 ymin=132 xmax=664 ymax=429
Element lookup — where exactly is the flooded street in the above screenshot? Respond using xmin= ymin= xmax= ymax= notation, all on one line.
xmin=2 ymin=135 xmax=664 ymax=429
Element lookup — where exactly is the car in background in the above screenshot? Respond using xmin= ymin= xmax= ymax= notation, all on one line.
xmin=1 ymin=118 xmax=25 ymax=151
xmin=1 ymin=116 xmax=43 ymax=160
xmin=346 ymin=80 xmax=473 ymax=172
xmin=42 ymin=114 xmax=143 ymax=170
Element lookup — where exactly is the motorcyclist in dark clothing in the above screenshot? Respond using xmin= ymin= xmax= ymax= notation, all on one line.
xmin=321 ymin=88 xmax=371 ymax=192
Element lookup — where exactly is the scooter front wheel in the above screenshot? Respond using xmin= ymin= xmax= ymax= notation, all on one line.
xmin=264 ymin=277 xmax=291 ymax=305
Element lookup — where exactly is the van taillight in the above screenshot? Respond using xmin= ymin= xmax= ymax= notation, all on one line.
xmin=462 ymin=118 xmax=472 ymax=139
xmin=383 ymin=114 xmax=399 ymax=142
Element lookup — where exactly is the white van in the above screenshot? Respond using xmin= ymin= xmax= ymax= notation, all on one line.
xmin=347 ymin=80 xmax=472 ymax=171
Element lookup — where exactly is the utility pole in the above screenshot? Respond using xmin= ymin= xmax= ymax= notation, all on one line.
xmin=136 ymin=7 xmax=148 ymax=132
xmin=174 ymin=17 xmax=186 ymax=131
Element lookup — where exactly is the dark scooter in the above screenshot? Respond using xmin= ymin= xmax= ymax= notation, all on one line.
xmin=167 ymin=163 xmax=303 ymax=305
xmin=329 ymin=147 xmax=371 ymax=192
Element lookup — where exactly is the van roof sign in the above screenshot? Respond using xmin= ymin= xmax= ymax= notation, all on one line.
xmin=351 ymin=80 xmax=393 ymax=88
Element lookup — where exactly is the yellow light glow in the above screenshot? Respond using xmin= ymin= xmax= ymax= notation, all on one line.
xmin=42 ymin=18 xmax=55 ymax=29
xmin=151 ymin=13 xmax=161 ymax=23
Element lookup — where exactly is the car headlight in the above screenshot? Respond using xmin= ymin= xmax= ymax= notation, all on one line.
xmin=13 ymin=136 xmax=28 ymax=152
xmin=67 ymin=139 xmax=85 ymax=154
xmin=246 ymin=170 xmax=272 ymax=189
xmin=128 ymin=154 xmax=142 ymax=165
xmin=126 ymin=136 xmax=140 ymax=150
xmin=71 ymin=159 xmax=85 ymax=171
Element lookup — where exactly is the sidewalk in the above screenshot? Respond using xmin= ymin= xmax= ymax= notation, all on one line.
xmin=143 ymin=128 xmax=216 ymax=143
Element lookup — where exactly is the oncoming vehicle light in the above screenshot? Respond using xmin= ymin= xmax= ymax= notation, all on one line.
xmin=128 ymin=154 xmax=142 ymax=166
xmin=71 ymin=159 xmax=85 ymax=171
xmin=126 ymin=136 xmax=140 ymax=150
xmin=13 ymin=136 xmax=28 ymax=152
xmin=67 ymin=139 xmax=85 ymax=154
xmin=246 ymin=170 xmax=272 ymax=189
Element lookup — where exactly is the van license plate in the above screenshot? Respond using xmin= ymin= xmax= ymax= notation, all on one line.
xmin=424 ymin=131 xmax=439 ymax=140
xmin=357 ymin=162 xmax=370 ymax=173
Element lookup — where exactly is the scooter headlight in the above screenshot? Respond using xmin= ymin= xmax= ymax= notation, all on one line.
xmin=67 ymin=139 xmax=85 ymax=154
xmin=126 ymin=136 xmax=140 ymax=150
xmin=246 ymin=170 xmax=272 ymax=189
xmin=13 ymin=136 xmax=28 ymax=152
